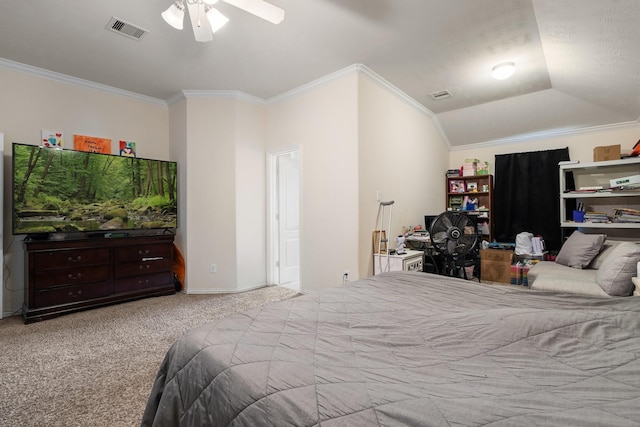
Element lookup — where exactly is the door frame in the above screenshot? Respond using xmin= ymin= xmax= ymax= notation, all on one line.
xmin=267 ymin=145 xmax=302 ymax=291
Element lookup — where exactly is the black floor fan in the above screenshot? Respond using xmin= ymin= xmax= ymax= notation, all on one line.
xmin=429 ymin=212 xmax=479 ymax=280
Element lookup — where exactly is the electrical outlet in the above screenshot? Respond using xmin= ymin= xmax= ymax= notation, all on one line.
xmin=343 ymin=270 xmax=350 ymax=283
xmin=210 ymin=264 xmax=217 ymax=273
xmin=376 ymin=191 xmax=382 ymax=202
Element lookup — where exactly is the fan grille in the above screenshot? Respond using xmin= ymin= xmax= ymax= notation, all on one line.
xmin=430 ymin=212 xmax=478 ymax=255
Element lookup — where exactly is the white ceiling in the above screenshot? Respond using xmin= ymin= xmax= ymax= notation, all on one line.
xmin=0 ymin=0 xmax=638 ymax=147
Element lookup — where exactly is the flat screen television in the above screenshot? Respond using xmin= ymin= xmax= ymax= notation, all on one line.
xmin=12 ymin=143 xmax=177 ymax=237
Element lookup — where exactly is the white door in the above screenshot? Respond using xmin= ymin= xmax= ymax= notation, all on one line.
xmin=276 ymin=152 xmax=300 ymax=290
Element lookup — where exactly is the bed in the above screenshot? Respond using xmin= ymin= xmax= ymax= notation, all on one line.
xmin=142 ymin=271 xmax=640 ymax=426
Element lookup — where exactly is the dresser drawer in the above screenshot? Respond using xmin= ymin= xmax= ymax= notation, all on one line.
xmin=23 ymin=235 xmax=176 ymax=323
xmin=34 ymin=265 xmax=111 ymax=289
xmin=114 ymin=272 xmax=173 ymax=294
xmin=114 ymin=258 xmax=173 ymax=278
xmin=114 ymin=244 xmax=172 ymax=262
xmin=33 ymin=282 xmax=112 ymax=308
xmin=33 ymin=248 xmax=110 ymax=270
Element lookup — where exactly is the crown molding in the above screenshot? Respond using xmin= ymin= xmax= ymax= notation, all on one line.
xmin=168 ymin=89 xmax=266 ymax=106
xmin=266 ymin=63 xmax=437 ymax=120
xmin=356 ymin=64 xmax=437 ymax=120
xmin=0 ymin=57 xmax=166 ymax=106
xmin=355 ymin=64 xmax=452 ymax=148
xmin=266 ymin=64 xmax=361 ymax=104
xmin=4 ymin=56 xmax=636 ymax=153
xmin=265 ymin=63 xmax=451 ymax=147
xmin=450 ymin=118 xmax=640 ymax=151
xmin=1 ymin=56 xmax=452 ymax=146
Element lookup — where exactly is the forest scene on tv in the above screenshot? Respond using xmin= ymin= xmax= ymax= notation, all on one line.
xmin=13 ymin=144 xmax=177 ymax=235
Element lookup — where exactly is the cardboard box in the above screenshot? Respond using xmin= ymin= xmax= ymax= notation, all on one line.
xmin=593 ymin=144 xmax=621 ymax=162
xmin=480 ymin=249 xmax=513 ymax=283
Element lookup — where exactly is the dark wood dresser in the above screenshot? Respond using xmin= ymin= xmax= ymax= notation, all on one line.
xmin=23 ymin=234 xmax=176 ymax=323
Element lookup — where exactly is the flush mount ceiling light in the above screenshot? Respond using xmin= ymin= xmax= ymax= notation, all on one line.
xmin=492 ymin=62 xmax=515 ymax=80
xmin=162 ymin=0 xmax=284 ymax=42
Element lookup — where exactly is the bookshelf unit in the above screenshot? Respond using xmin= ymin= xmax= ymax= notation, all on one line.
xmin=559 ymin=157 xmax=640 ymax=232
xmin=445 ymin=174 xmax=494 ymax=241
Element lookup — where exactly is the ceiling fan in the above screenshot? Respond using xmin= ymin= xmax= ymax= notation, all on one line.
xmin=162 ymin=0 xmax=285 ymax=42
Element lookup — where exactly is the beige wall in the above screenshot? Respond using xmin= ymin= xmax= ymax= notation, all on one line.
xmin=4 ymin=60 xmax=638 ymax=315
xmin=0 ymin=66 xmax=170 ymax=317
xmin=358 ymin=75 xmax=449 ymax=278
xmin=264 ymin=68 xmax=450 ymax=288
xmin=173 ymin=95 xmax=267 ymax=294
xmin=266 ymin=73 xmax=360 ymax=292
xmin=449 ymin=123 xmax=640 ymax=173
xmin=235 ymin=101 xmax=267 ymax=290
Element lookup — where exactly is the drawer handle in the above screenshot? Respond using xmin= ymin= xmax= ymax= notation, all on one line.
xmin=68 ymin=290 xmax=82 ymax=298
xmin=68 ymin=273 xmax=82 ymax=280
xmin=138 ymin=249 xmax=150 ymax=255
xmin=139 ymin=265 xmax=150 ymax=270
xmin=67 ymin=255 xmax=82 ymax=263
xmin=138 ymin=279 xmax=150 ymax=285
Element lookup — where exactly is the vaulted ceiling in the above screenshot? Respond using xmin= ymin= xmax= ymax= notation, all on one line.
xmin=0 ymin=0 xmax=638 ymax=147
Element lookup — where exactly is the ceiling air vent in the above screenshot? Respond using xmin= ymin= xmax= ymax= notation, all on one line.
xmin=430 ymin=89 xmax=453 ymax=100
xmin=106 ymin=17 xmax=148 ymax=41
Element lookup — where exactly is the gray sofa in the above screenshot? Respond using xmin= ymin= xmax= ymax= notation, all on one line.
xmin=528 ymin=238 xmax=640 ymax=297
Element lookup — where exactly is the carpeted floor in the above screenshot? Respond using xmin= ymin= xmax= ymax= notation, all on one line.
xmin=0 ymin=286 xmax=299 ymax=427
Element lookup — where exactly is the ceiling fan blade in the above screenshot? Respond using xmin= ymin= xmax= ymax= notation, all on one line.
xmin=222 ymin=0 xmax=285 ymax=24
xmin=187 ymin=1 xmax=213 ymax=42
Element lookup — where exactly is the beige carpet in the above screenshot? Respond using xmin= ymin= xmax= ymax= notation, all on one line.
xmin=0 ymin=286 xmax=299 ymax=427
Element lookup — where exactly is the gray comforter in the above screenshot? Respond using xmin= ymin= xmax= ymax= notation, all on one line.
xmin=142 ymin=271 xmax=640 ymax=426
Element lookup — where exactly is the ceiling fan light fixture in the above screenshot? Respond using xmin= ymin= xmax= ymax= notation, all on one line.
xmin=162 ymin=1 xmax=185 ymax=30
xmin=162 ymin=0 xmax=285 ymax=42
xmin=206 ymin=7 xmax=229 ymax=33
xmin=492 ymin=62 xmax=515 ymax=80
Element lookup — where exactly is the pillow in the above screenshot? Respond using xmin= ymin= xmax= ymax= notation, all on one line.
xmin=589 ymin=240 xmax=624 ymax=270
xmin=555 ymin=231 xmax=606 ymax=269
xmin=596 ymin=242 xmax=640 ymax=296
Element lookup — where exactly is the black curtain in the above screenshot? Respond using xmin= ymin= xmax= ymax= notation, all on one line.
xmin=494 ymin=148 xmax=571 ymax=251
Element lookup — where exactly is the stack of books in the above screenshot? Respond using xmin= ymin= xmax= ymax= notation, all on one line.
xmin=584 ymin=212 xmax=610 ymax=223
xmin=613 ymin=208 xmax=640 ymax=223
xmin=462 ymin=159 xmax=478 ymax=176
